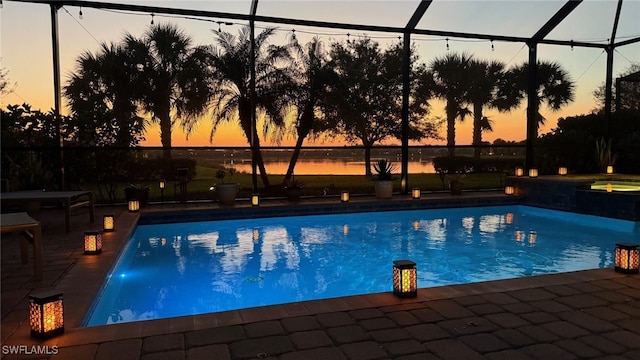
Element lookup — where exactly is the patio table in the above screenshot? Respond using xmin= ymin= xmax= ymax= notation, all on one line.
xmin=1 ymin=190 xmax=94 ymax=232
xmin=1 ymin=212 xmax=43 ymax=280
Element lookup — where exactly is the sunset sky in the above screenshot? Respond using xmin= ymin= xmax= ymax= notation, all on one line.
xmin=2 ymin=0 xmax=639 ymax=147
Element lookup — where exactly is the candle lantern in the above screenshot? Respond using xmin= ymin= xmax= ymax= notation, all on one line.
xmin=504 ymin=185 xmax=514 ymax=195
xmin=29 ymin=291 xmax=64 ymax=339
xmin=614 ymin=243 xmax=639 ymax=274
xmin=607 ymin=165 xmax=614 ymax=174
xmin=341 ymin=190 xmax=350 ymax=203
xmin=251 ymin=194 xmax=260 ymax=207
xmin=515 ymin=167 xmax=524 ymax=177
xmin=128 ymin=199 xmax=140 ymax=212
xmin=103 ymin=214 xmax=115 ymax=232
xmin=558 ymin=167 xmax=568 ymax=176
xmin=607 ymin=183 xmax=613 ymax=193
xmin=411 ymin=188 xmax=421 ymax=199
xmin=159 ymin=179 xmax=165 ymax=189
xmin=84 ymin=231 xmax=102 ymax=254
xmin=393 ymin=260 xmax=417 ymax=297
xmin=528 ymin=168 xmax=538 ymax=178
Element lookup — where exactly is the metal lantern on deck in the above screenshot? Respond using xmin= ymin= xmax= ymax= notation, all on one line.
xmin=528 ymin=168 xmax=538 ymax=178
xmin=614 ymin=243 xmax=639 ymax=274
xmin=515 ymin=167 xmax=524 ymax=177
xmin=84 ymin=231 xmax=102 ymax=254
xmin=251 ymin=194 xmax=260 ymax=207
xmin=504 ymin=185 xmax=514 ymax=195
xmin=412 ymin=188 xmax=421 ymax=199
xmin=29 ymin=291 xmax=64 ymax=339
xmin=128 ymin=199 xmax=139 ymax=212
xmin=103 ymin=214 xmax=115 ymax=232
xmin=607 ymin=165 xmax=614 ymax=174
xmin=393 ymin=260 xmax=417 ymax=297
xmin=558 ymin=167 xmax=568 ymax=176
xmin=341 ymin=190 xmax=350 ymax=203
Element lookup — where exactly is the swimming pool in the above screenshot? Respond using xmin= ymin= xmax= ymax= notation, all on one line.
xmin=590 ymin=181 xmax=640 ymax=192
xmin=84 ymin=205 xmax=639 ymax=326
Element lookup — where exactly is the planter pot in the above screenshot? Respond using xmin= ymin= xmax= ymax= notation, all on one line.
xmin=124 ymin=187 xmax=150 ymax=207
xmin=285 ymin=187 xmax=303 ymax=201
xmin=374 ymin=180 xmax=394 ymax=199
xmin=449 ymin=180 xmax=463 ymax=195
xmin=215 ymin=183 xmax=238 ymax=205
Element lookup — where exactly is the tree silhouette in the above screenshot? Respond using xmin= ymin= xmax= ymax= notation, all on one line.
xmin=592 ymin=62 xmax=640 ymax=112
xmin=430 ymin=52 xmax=473 ymax=157
xmin=466 ymin=59 xmax=513 ymax=159
xmin=195 ymin=27 xmax=294 ymax=188
xmin=124 ymin=23 xmax=215 ymax=158
xmin=282 ymin=37 xmax=336 ymax=184
xmin=497 ymin=60 xmax=575 ymax=133
xmin=324 ymin=38 xmax=436 ymax=175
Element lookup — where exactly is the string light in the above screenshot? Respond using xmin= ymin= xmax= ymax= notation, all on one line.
xmin=79 ymin=6 xmax=83 ymax=19
xmin=446 ymin=37 xmax=449 ymax=51
xmin=491 ymin=39 xmax=494 ymax=51
xmin=150 ymin=13 xmax=154 ymax=25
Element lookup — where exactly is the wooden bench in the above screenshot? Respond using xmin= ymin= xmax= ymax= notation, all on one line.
xmin=1 ymin=212 xmax=43 ymax=280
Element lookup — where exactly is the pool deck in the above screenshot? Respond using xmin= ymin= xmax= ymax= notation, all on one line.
xmin=2 ymin=191 xmax=640 ymax=359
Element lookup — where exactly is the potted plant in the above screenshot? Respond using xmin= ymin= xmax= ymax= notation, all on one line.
xmin=433 ymin=156 xmax=472 ymax=195
xmin=372 ymin=159 xmax=396 ymax=199
xmin=212 ymin=168 xmax=238 ymax=205
xmin=124 ymin=183 xmax=150 ymax=206
xmin=284 ymin=176 xmax=304 ymax=201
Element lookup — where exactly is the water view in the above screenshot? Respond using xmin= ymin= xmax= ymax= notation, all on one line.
xmin=233 ymin=159 xmax=435 ymax=175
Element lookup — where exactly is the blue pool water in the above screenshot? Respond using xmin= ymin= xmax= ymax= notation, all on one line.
xmin=84 ymin=205 xmax=639 ymax=326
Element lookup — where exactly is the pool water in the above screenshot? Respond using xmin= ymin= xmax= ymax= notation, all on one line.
xmin=84 ymin=205 xmax=639 ymax=326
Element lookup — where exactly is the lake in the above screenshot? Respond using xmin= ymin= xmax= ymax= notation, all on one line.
xmin=232 ymin=159 xmax=435 ymax=175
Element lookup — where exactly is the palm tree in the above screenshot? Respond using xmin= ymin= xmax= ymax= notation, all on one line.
xmin=466 ymin=59 xmax=512 ymax=159
xmin=430 ymin=52 xmax=473 ymax=156
xmin=124 ymin=23 xmax=215 ymax=158
xmin=198 ymin=27 xmax=294 ymax=188
xmin=282 ymin=37 xmax=335 ymax=184
xmin=497 ymin=60 xmax=575 ymax=133
xmin=64 ymin=42 xmax=145 ymax=146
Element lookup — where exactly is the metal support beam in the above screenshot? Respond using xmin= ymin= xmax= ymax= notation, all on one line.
xmin=50 ymin=3 xmax=65 ymax=191
xmin=250 ymin=0 xmax=258 ymax=191
xmin=532 ymin=0 xmax=582 ymax=41
xmin=400 ymin=32 xmax=411 ymax=194
xmin=604 ymin=0 xmax=623 ymax=140
xmin=525 ymin=43 xmax=538 ymax=170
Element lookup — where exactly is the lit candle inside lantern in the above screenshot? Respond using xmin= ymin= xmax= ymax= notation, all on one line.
xmin=558 ymin=167 xmax=567 ymax=176
xmin=341 ymin=190 xmax=350 ymax=202
xmin=251 ymin=194 xmax=260 ymax=206
xmin=103 ymin=214 xmax=115 ymax=232
xmin=614 ymin=243 xmax=639 ymax=274
xmin=504 ymin=185 xmax=514 ymax=195
xmin=393 ymin=260 xmax=417 ymax=297
xmin=29 ymin=291 xmax=64 ymax=339
xmin=84 ymin=231 xmax=103 ymax=254
xmin=128 ymin=199 xmax=139 ymax=212
xmin=528 ymin=168 xmax=538 ymax=178
xmin=607 ymin=165 xmax=614 ymax=174
xmin=607 ymin=183 xmax=613 ymax=192
xmin=515 ymin=167 xmax=524 ymax=177
xmin=412 ymin=188 xmax=421 ymax=199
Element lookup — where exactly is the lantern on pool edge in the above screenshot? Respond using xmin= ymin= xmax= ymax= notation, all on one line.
xmin=103 ymin=214 xmax=115 ymax=232
xmin=29 ymin=291 xmax=64 ymax=339
xmin=528 ymin=168 xmax=538 ymax=178
xmin=504 ymin=185 xmax=514 ymax=196
xmin=412 ymin=188 xmax=421 ymax=199
xmin=607 ymin=165 xmax=614 ymax=174
xmin=558 ymin=167 xmax=568 ymax=176
xmin=251 ymin=194 xmax=260 ymax=207
xmin=341 ymin=190 xmax=350 ymax=202
xmin=393 ymin=260 xmax=417 ymax=297
xmin=515 ymin=167 xmax=524 ymax=177
xmin=614 ymin=243 xmax=639 ymax=274
xmin=84 ymin=231 xmax=102 ymax=254
xmin=128 ymin=199 xmax=140 ymax=212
